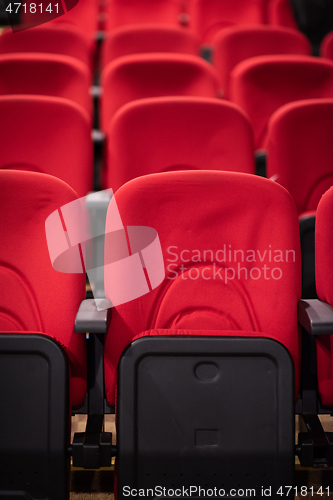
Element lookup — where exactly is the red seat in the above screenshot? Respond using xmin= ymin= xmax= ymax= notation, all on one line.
xmin=266 ymin=0 xmax=298 ymax=29
xmin=49 ymin=0 xmax=99 ymax=42
xmin=212 ymin=25 xmax=311 ymax=98
xmin=229 ymin=55 xmax=333 ymax=150
xmin=315 ymin=186 xmax=333 ymax=406
xmin=0 ymin=95 xmax=93 ymax=197
xmin=106 ymin=0 xmax=182 ymax=31
xmin=0 ymin=25 xmax=94 ymax=72
xmin=321 ymin=30 xmax=333 ymax=60
xmin=102 ymin=24 xmax=199 ymax=67
xmin=101 ymin=53 xmax=221 ymax=131
xmin=0 ymin=169 xmax=87 ymax=409
xmin=0 ymin=53 xmax=92 ymax=120
xmin=103 ymin=170 xmax=301 ymax=496
xmin=187 ymin=0 xmax=266 ymax=44
xmin=266 ymin=98 xmax=333 ymax=298
xmin=105 ymin=96 xmax=255 ymax=190
xmin=267 ymin=99 xmax=333 ymax=216
xmin=0 ymin=169 xmax=87 ymax=498
xmin=104 ymin=170 xmax=301 ymax=406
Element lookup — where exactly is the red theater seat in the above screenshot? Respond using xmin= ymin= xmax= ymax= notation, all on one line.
xmin=102 ymin=24 xmax=199 ymax=67
xmin=102 ymin=170 xmax=301 ymax=497
xmin=101 ymin=53 xmax=221 ymax=130
xmin=49 ymin=0 xmax=99 ymax=42
xmin=187 ymin=0 xmax=266 ymax=44
xmin=0 ymin=25 xmax=94 ymax=72
xmin=106 ymin=0 xmax=182 ymax=30
xmin=229 ymin=55 xmax=333 ymax=150
xmin=315 ymin=186 xmax=333 ymax=407
xmin=0 ymin=53 xmax=92 ymax=120
xmin=321 ymin=30 xmax=333 ymax=60
xmin=0 ymin=170 xmax=87 ymax=498
xmin=266 ymin=98 xmax=333 ymax=298
xmin=213 ymin=25 xmax=311 ymax=98
xmin=266 ymin=0 xmax=298 ymax=29
xmin=267 ymin=99 xmax=333 ymax=216
xmin=0 ymin=95 xmax=93 ymax=197
xmin=105 ymin=96 xmax=255 ymax=190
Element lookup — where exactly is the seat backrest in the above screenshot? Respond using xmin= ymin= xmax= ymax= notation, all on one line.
xmin=314 ymin=186 xmax=333 ymax=406
xmin=103 ymin=170 xmax=301 ymax=406
xmin=321 ymin=30 xmax=333 ymax=60
xmin=0 ymin=95 xmax=93 ymax=197
xmin=101 ymin=53 xmax=221 ymax=130
xmin=105 ymin=96 xmax=255 ymax=190
xmin=0 ymin=53 xmax=92 ymax=119
xmin=229 ymin=55 xmax=333 ymax=149
xmin=106 ymin=0 xmax=182 ymax=30
xmin=0 ymin=170 xmax=87 ymax=408
xmin=266 ymin=0 xmax=298 ymax=29
xmin=213 ymin=25 xmax=311 ymax=97
xmin=102 ymin=24 xmax=199 ymax=66
xmin=0 ymin=25 xmax=93 ymax=71
xmin=187 ymin=0 xmax=266 ymax=43
xmin=316 ymin=186 xmax=333 ymax=307
xmin=266 ymin=99 xmax=333 ymax=215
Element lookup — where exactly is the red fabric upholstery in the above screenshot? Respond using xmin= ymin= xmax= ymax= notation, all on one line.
xmin=321 ymin=31 xmax=333 ymax=60
xmin=102 ymin=24 xmax=199 ymax=67
xmin=266 ymin=99 xmax=333 ymax=216
xmin=266 ymin=0 xmax=298 ymax=29
xmin=101 ymin=53 xmax=221 ymax=130
xmin=0 ymin=170 xmax=87 ymax=408
xmin=0 ymin=95 xmax=93 ymax=197
xmin=187 ymin=0 xmax=266 ymax=44
xmin=49 ymin=0 xmax=99 ymax=41
xmin=314 ymin=187 xmax=333 ymax=406
xmin=106 ymin=0 xmax=182 ymax=31
xmin=229 ymin=55 xmax=333 ymax=149
xmin=213 ymin=25 xmax=311 ymax=98
xmin=105 ymin=96 xmax=255 ymax=190
xmin=0 ymin=53 xmax=92 ymax=120
xmin=0 ymin=25 xmax=93 ymax=72
xmin=104 ymin=171 xmax=302 ymax=406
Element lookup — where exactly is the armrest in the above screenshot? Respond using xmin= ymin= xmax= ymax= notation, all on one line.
xmin=298 ymin=299 xmax=333 ymax=335
xmin=75 ymin=299 xmax=111 ymax=333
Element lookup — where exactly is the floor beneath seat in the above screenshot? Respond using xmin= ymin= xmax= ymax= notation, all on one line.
xmin=70 ymin=414 xmax=333 ymax=499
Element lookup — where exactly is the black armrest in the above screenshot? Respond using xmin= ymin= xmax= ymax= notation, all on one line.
xmin=298 ymin=299 xmax=333 ymax=335
xmin=75 ymin=299 xmax=111 ymax=333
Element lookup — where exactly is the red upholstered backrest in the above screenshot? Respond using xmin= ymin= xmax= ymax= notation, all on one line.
xmin=106 ymin=0 xmax=182 ymax=30
xmin=105 ymin=96 xmax=255 ymax=190
xmin=101 ymin=53 xmax=221 ymax=131
xmin=213 ymin=25 xmax=311 ymax=98
xmin=0 ymin=95 xmax=93 ymax=197
xmin=321 ymin=31 xmax=333 ymax=60
xmin=104 ymin=171 xmax=301 ymax=406
xmin=0 ymin=25 xmax=92 ymax=71
xmin=49 ymin=0 xmax=99 ymax=39
xmin=267 ymin=99 xmax=333 ymax=215
xmin=0 ymin=170 xmax=87 ymax=408
xmin=102 ymin=24 xmax=199 ymax=67
xmin=314 ymin=187 xmax=333 ymax=407
xmin=0 ymin=53 xmax=92 ymax=119
xmin=188 ymin=0 xmax=266 ymax=43
xmin=266 ymin=0 xmax=298 ymax=29
xmin=229 ymin=55 xmax=333 ymax=150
